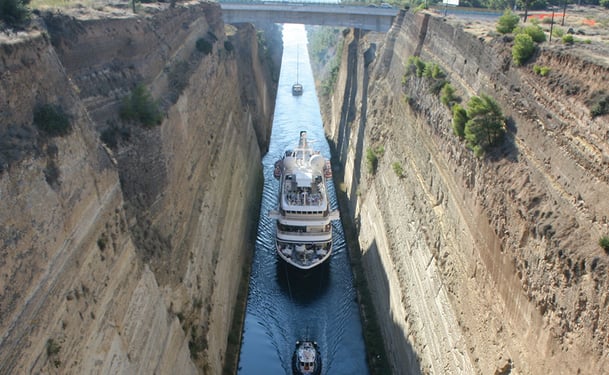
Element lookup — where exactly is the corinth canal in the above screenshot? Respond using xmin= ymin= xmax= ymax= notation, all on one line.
xmin=237 ymin=24 xmax=369 ymax=375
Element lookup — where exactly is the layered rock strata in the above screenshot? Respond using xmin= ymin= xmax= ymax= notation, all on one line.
xmin=323 ymin=10 xmax=608 ymax=375
xmin=0 ymin=3 xmax=279 ymax=373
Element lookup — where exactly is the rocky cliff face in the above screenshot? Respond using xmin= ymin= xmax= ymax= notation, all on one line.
xmin=323 ymin=10 xmax=608 ymax=375
xmin=0 ymin=3 xmax=279 ymax=373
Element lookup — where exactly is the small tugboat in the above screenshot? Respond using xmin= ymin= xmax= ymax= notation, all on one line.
xmin=269 ymin=131 xmax=339 ymax=270
xmin=292 ymin=340 xmax=322 ymax=375
xmin=292 ymin=47 xmax=303 ymax=96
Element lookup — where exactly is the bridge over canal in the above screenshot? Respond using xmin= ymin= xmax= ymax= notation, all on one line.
xmin=220 ymin=1 xmax=399 ymax=32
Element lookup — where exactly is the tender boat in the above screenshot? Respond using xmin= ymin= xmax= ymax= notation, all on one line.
xmin=292 ymin=47 xmax=303 ymax=96
xmin=292 ymin=340 xmax=321 ymax=375
xmin=292 ymin=82 xmax=303 ymax=96
xmin=269 ymin=131 xmax=339 ymax=270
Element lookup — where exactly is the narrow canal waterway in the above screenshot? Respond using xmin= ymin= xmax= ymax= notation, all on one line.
xmin=237 ymin=24 xmax=369 ymax=375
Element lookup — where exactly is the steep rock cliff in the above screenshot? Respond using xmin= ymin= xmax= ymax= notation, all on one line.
xmin=323 ymin=10 xmax=608 ymax=375
xmin=0 ymin=3 xmax=279 ymax=373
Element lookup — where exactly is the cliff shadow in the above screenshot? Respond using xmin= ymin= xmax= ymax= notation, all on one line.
xmin=348 ymin=30 xmax=370 ymax=212
xmin=361 ymin=240 xmax=421 ymax=375
xmin=333 ymin=31 xmax=360 ymax=153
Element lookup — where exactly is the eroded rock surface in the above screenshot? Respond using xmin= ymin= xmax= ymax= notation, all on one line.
xmin=0 ymin=3 xmax=279 ymax=373
xmin=323 ymin=9 xmax=608 ymax=375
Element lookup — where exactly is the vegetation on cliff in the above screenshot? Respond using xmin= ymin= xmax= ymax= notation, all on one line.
xmin=512 ymin=33 xmax=536 ymax=65
xmin=0 ymin=0 xmax=30 ymax=26
xmin=119 ymin=84 xmax=163 ymax=127
xmin=308 ymin=26 xmax=345 ymax=96
xmin=463 ymin=94 xmax=506 ymax=156
xmin=403 ymin=55 xmax=506 ymax=156
xmin=496 ymin=9 xmax=520 ymax=34
xmin=366 ymin=146 xmax=385 ymax=175
xmin=451 ymin=103 xmax=468 ymax=139
xmin=600 ymin=236 xmax=609 ymax=252
xmin=33 ymin=103 xmax=72 ymax=137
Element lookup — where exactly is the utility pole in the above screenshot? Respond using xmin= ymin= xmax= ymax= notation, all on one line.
xmin=549 ymin=10 xmax=555 ymax=43
xmin=523 ymin=0 xmax=531 ymax=23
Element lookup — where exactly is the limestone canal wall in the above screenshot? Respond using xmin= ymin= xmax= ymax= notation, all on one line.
xmin=323 ymin=9 xmax=609 ymax=375
xmin=0 ymin=3 xmax=280 ymax=373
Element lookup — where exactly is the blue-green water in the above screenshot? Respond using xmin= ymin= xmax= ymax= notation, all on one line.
xmin=237 ymin=24 xmax=369 ymax=375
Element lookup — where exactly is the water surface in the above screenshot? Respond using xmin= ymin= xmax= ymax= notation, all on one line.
xmin=237 ymin=24 xmax=369 ymax=375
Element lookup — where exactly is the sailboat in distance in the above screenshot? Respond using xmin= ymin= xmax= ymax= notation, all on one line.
xmin=292 ymin=46 xmax=303 ymax=96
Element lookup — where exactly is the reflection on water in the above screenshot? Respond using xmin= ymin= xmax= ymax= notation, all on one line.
xmin=237 ymin=24 xmax=369 ymax=375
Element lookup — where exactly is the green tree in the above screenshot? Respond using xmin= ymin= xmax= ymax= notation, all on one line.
xmin=366 ymin=148 xmax=379 ymax=175
xmin=517 ymin=24 xmax=546 ymax=43
xmin=600 ymin=236 xmax=609 ymax=252
xmin=496 ymin=9 xmax=520 ymax=34
xmin=33 ymin=104 xmax=71 ymax=137
xmin=0 ymin=0 xmax=30 ymax=26
xmin=464 ymin=94 xmax=506 ymax=156
xmin=512 ymin=33 xmax=535 ymax=66
xmin=562 ymin=34 xmax=574 ymax=44
xmin=452 ymin=103 xmax=467 ymax=139
xmin=119 ymin=84 xmax=163 ymax=127
xmin=601 ymin=0 xmax=609 ymax=9
xmin=441 ymin=83 xmax=457 ymax=107
xmin=196 ymin=38 xmax=213 ymax=55
xmin=392 ymin=162 xmax=404 ymax=178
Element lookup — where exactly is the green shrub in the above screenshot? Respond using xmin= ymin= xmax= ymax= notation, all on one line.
xmin=452 ymin=103 xmax=467 ymax=139
xmin=97 ymin=236 xmax=107 ymax=251
xmin=0 ymin=0 xmax=30 ymax=26
xmin=392 ymin=162 xmax=404 ymax=178
xmin=533 ymin=65 xmax=551 ymax=76
xmin=44 ymin=160 xmax=60 ymax=186
xmin=407 ymin=56 xmax=426 ymax=78
xmin=47 ymin=339 xmax=61 ymax=356
xmin=540 ymin=17 xmax=554 ymax=24
xmin=586 ymin=90 xmax=609 ymax=118
xmin=119 ymin=84 xmax=163 ymax=127
xmin=196 ymin=38 xmax=213 ymax=55
xmin=431 ymin=63 xmax=444 ymax=79
xmin=429 ymin=78 xmax=447 ymax=96
xmin=583 ymin=39 xmax=591 ymax=44
xmin=317 ymin=33 xmax=344 ymax=97
xmin=413 ymin=2 xmax=427 ymax=12
xmin=512 ymin=33 xmax=536 ymax=66
xmin=224 ymin=40 xmax=234 ymax=52
xmin=600 ymin=236 xmax=609 ymax=252
xmin=366 ymin=146 xmax=384 ymax=175
xmin=423 ymin=62 xmax=444 ymax=79
xmin=464 ymin=94 xmax=506 ymax=156
xmin=441 ymin=83 xmax=457 ymax=107
xmin=517 ymin=24 xmax=546 ymax=43
xmin=562 ymin=34 xmax=574 ymax=44
xmin=496 ymin=9 xmax=520 ymax=34
xmin=33 ymin=104 xmax=72 ymax=137
xmin=366 ymin=148 xmax=378 ymax=174
xmin=422 ymin=62 xmax=434 ymax=78
xmin=552 ymin=27 xmax=565 ymax=38
xmin=601 ymin=0 xmax=609 ymax=9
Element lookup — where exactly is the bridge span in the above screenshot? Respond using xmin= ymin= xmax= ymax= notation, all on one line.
xmin=220 ymin=2 xmax=398 ymax=32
